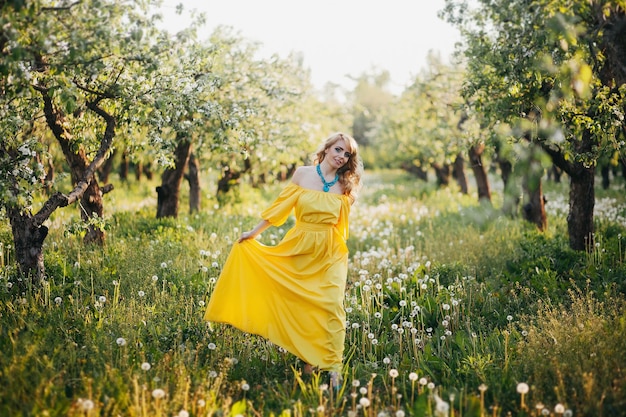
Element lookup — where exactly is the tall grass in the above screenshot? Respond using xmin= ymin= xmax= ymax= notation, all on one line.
xmin=0 ymin=170 xmax=625 ymax=416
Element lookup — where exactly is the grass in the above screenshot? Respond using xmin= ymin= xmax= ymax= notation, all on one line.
xmin=1 ymin=169 xmax=625 ymax=416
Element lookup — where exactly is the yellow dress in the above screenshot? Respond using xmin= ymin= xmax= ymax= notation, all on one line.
xmin=204 ymin=183 xmax=351 ymax=372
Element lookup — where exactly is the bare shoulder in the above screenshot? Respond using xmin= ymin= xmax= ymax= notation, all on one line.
xmin=291 ymin=165 xmax=314 ymax=185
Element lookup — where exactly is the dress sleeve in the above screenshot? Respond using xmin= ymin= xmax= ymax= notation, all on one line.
xmin=260 ymin=183 xmax=302 ymax=226
xmin=335 ymin=196 xmax=351 ymax=241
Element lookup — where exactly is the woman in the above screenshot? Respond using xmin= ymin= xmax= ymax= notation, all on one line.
xmin=204 ymin=132 xmax=363 ymax=387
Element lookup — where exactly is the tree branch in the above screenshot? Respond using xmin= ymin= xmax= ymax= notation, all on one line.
xmin=40 ymin=1 xmax=82 ymax=12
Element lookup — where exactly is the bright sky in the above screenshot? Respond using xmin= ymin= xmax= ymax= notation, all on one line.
xmin=156 ymin=1 xmax=462 ymax=95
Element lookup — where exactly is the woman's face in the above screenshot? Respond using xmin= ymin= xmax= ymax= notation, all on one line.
xmin=325 ymin=138 xmax=352 ymax=169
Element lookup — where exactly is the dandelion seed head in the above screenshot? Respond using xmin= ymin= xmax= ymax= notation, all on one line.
xmin=359 ymin=397 xmax=370 ymax=407
xmin=517 ymin=382 xmax=529 ymax=394
xmin=160 ymin=262 xmax=167 ymax=269
xmin=359 ymin=387 xmax=368 ymax=395
xmin=409 ymin=372 xmax=418 ymax=381
xmin=389 ymin=369 xmax=399 ymax=378
xmin=555 ymin=404 xmax=565 ymax=414
xmin=152 ymin=388 xmax=165 ymax=399
xmin=54 ymin=296 xmax=62 ymax=305
xmin=78 ymin=398 xmax=94 ymax=411
xmin=116 ymin=337 xmax=127 ymax=346
xmin=98 ymin=295 xmax=106 ymax=303
xmin=141 ymin=362 xmax=151 ymax=371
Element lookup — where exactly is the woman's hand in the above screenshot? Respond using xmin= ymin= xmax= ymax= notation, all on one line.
xmin=238 ymin=231 xmax=256 ymax=243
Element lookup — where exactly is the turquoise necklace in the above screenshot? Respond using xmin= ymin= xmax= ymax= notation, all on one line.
xmin=316 ymin=164 xmax=339 ymax=192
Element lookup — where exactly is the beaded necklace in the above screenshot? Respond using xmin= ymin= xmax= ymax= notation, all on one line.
xmin=316 ymin=164 xmax=339 ymax=192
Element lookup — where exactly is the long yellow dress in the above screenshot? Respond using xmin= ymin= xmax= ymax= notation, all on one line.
xmin=204 ymin=182 xmax=351 ymax=372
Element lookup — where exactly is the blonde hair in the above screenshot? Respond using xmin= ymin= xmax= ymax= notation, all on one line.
xmin=314 ymin=132 xmax=363 ymax=201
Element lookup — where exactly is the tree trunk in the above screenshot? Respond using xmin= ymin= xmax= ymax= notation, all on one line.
xmin=80 ymin=178 xmax=106 ymax=244
xmin=468 ymin=144 xmax=491 ymax=202
xmin=98 ymin=149 xmax=115 ymax=183
xmin=119 ymin=149 xmax=129 ymax=182
xmin=144 ymin=163 xmax=153 ymax=180
xmin=432 ymin=163 xmax=451 ymax=187
xmin=39 ymin=87 xmax=111 ymax=245
xmin=547 ymin=164 xmax=563 ymax=182
xmin=522 ymin=176 xmax=547 ymax=231
xmin=601 ymin=164 xmax=610 ymax=189
xmin=542 ymin=129 xmax=595 ymax=251
xmin=569 ymin=167 xmax=595 ymax=251
xmin=187 ymin=153 xmax=201 ymax=213
xmin=453 ymin=153 xmax=469 ymax=194
xmin=498 ymin=159 xmax=513 ymax=189
xmin=134 ymin=161 xmax=143 ymax=181
xmin=401 ymin=161 xmax=428 ymax=181
xmin=7 ymin=209 xmax=48 ymax=287
xmin=43 ymin=157 xmax=55 ymax=194
xmin=156 ymin=139 xmax=192 ymax=218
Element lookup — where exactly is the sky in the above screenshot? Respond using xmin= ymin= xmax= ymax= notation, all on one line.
xmin=156 ymin=1 xmax=462 ymax=95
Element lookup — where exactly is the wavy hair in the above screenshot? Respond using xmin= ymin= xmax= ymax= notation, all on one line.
xmin=314 ymin=132 xmax=363 ymax=201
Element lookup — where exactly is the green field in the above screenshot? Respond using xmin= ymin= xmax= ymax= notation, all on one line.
xmin=1 ymin=170 xmax=625 ymax=417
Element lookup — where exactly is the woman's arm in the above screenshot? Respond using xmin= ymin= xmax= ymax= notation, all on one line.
xmin=238 ymin=219 xmax=271 ymax=242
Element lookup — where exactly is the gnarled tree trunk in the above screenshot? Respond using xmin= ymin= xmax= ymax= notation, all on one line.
xmin=156 ymin=139 xmax=192 ymax=218
xmin=522 ymin=176 xmax=547 ymax=231
xmin=568 ymin=167 xmax=595 ymax=251
xmin=401 ymin=161 xmax=428 ymax=181
xmin=542 ymin=129 xmax=595 ymax=251
xmin=40 ymin=87 xmax=113 ymax=245
xmin=8 ymin=207 xmax=48 ymax=287
xmin=468 ymin=143 xmax=491 ymax=202
xmin=432 ymin=163 xmax=451 ymax=187
xmin=186 ymin=153 xmax=201 ymax=213
xmin=453 ymin=153 xmax=469 ymax=194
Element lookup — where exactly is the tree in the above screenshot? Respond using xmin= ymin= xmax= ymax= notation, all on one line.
xmin=444 ymin=0 xmax=626 ymax=250
xmin=376 ymin=56 xmax=482 ymax=196
xmin=0 ymin=0 xmax=169 ymax=282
